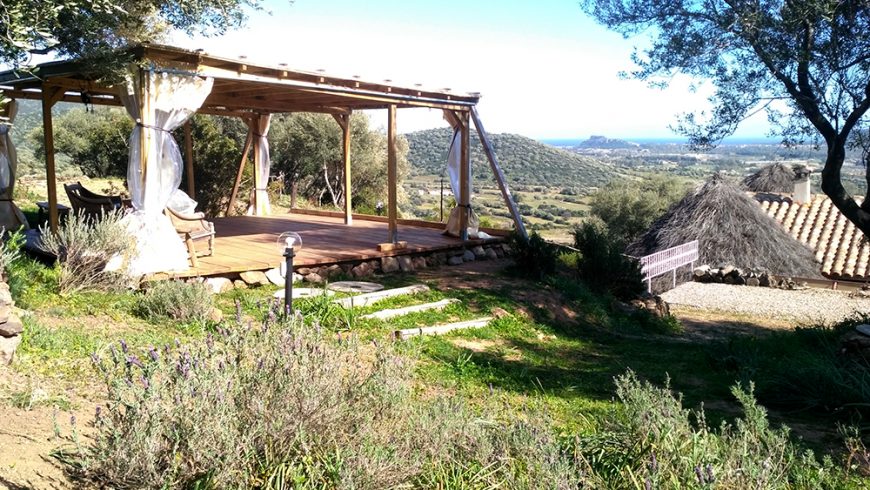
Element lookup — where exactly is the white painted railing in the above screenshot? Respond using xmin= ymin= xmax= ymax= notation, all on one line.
xmin=638 ymin=240 xmax=699 ymax=293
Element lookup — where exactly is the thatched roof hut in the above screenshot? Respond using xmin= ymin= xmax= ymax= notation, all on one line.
xmin=628 ymin=174 xmax=821 ymax=277
xmin=742 ymin=163 xmax=795 ymax=192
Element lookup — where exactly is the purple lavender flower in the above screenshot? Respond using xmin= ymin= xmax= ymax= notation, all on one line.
xmin=645 ymin=478 xmax=652 ymax=490
xmin=694 ymin=465 xmax=705 ymax=485
xmin=141 ymin=376 xmax=150 ymax=390
xmin=95 ymin=406 xmax=101 ymax=418
xmin=126 ymin=355 xmax=144 ymax=369
xmin=110 ymin=344 xmax=119 ymax=364
xmin=148 ymin=347 xmax=159 ymax=362
xmin=119 ymin=339 xmax=128 ymax=353
xmin=70 ymin=415 xmax=76 ymax=426
xmin=649 ymin=453 xmax=658 ymax=473
xmin=706 ymin=464 xmax=715 ymax=483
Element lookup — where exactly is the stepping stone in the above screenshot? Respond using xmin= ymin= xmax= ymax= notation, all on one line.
xmin=395 ymin=317 xmax=493 ymax=340
xmin=273 ymin=288 xmax=335 ymax=300
xmin=333 ymin=284 xmax=429 ymax=308
xmin=328 ymin=281 xmax=385 ymax=294
xmin=361 ymin=299 xmax=459 ymax=320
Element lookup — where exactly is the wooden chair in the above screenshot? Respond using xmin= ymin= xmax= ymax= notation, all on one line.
xmin=63 ymin=182 xmax=123 ymax=221
xmin=165 ymin=207 xmax=215 ymax=267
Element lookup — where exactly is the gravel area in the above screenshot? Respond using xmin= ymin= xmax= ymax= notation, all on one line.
xmin=661 ymin=282 xmax=870 ymax=324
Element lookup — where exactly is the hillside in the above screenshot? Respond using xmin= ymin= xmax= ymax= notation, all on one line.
xmin=405 ymin=127 xmax=617 ymax=190
xmin=577 ymin=135 xmax=639 ymax=149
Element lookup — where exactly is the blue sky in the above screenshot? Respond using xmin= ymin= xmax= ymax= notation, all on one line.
xmin=175 ymin=0 xmax=770 ymax=139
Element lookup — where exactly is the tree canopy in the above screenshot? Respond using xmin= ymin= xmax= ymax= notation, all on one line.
xmin=581 ymin=1 xmax=870 ymax=236
xmin=0 ymin=0 xmax=260 ymax=71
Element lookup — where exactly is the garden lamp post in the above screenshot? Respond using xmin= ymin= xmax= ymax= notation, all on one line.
xmin=277 ymin=231 xmax=302 ymax=316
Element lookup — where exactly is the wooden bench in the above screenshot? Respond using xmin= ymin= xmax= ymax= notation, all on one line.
xmin=35 ymin=201 xmax=71 ymax=226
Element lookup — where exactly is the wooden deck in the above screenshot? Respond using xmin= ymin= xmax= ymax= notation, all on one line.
xmin=175 ymin=213 xmax=504 ymax=278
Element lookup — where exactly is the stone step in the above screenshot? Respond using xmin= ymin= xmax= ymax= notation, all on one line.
xmin=333 ymin=284 xmax=429 ymax=308
xmin=395 ymin=317 xmax=493 ymax=340
xmin=360 ymin=298 xmax=459 ymax=320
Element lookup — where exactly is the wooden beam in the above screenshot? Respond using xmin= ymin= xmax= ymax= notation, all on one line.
xmin=184 ymin=121 xmax=195 ymax=198
xmin=227 ymin=121 xmax=254 ymax=216
xmin=471 ymin=107 xmax=527 ymax=240
xmin=41 ymin=85 xmax=63 ymax=232
xmin=458 ymin=110 xmax=470 ymax=241
xmin=387 ymin=104 xmax=398 ymax=244
xmin=442 ymin=109 xmax=461 ymax=130
xmin=333 ymin=113 xmax=353 ymax=225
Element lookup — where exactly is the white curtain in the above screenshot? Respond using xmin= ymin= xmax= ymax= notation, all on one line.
xmin=118 ymin=68 xmax=213 ymax=275
xmin=444 ymin=128 xmax=480 ymax=238
xmin=253 ymin=113 xmax=272 ymax=216
xmin=0 ymin=100 xmax=28 ymax=231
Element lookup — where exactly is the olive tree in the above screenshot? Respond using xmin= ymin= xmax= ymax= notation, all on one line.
xmin=581 ymin=1 xmax=870 ymax=236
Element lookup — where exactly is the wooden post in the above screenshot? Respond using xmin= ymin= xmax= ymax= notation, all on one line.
xmin=458 ymin=110 xmax=470 ymax=241
xmin=183 ymin=120 xmax=195 ymax=198
xmin=332 ymin=113 xmax=353 ymax=225
xmin=41 ymin=85 xmax=64 ymax=233
xmin=251 ymin=116 xmax=264 ymax=215
xmin=470 ymin=107 xmax=528 ymax=240
xmin=227 ymin=121 xmax=254 ymax=216
xmin=387 ymin=104 xmax=398 ymax=244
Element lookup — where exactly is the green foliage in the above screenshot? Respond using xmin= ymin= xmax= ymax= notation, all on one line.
xmin=405 ymin=127 xmax=616 ymax=189
xmin=270 ymin=112 xmax=410 ymax=210
xmin=135 ymin=280 xmax=214 ymax=327
xmin=181 ymin=114 xmax=250 ymax=216
xmin=0 ymin=0 xmax=259 ymax=72
xmin=573 ymin=219 xmax=644 ymax=300
xmin=718 ymin=316 xmax=870 ymax=419
xmin=579 ymin=371 xmax=851 ymax=488
xmin=508 ymin=231 xmax=557 ymax=281
xmin=37 ymin=209 xmax=134 ymax=295
xmin=30 ymin=107 xmax=133 ymax=178
xmin=66 ymin=317 xmax=585 ymax=489
xmin=589 ymin=175 xmax=690 ymax=244
xmin=0 ymin=229 xmax=23 ymax=278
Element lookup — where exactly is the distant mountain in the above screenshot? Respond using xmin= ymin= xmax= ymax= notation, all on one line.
xmin=405 ymin=127 xmax=617 ymax=189
xmin=577 ymin=135 xmax=639 ymax=149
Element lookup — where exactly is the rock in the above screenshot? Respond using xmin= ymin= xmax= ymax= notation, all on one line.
xmin=341 ymin=263 xmax=355 ymax=274
xmin=494 ymin=246 xmax=505 ymax=258
xmin=721 ymin=265 xmax=735 ymax=277
xmin=485 ymin=248 xmax=499 ymax=260
xmin=501 ymin=244 xmax=513 ymax=255
xmin=204 ymin=277 xmax=233 ymax=294
xmin=734 ymin=276 xmax=746 ymax=286
xmin=304 ymin=273 xmax=324 ymax=284
xmin=723 ymin=275 xmax=735 ymax=285
xmin=207 ymin=308 xmax=224 ymax=323
xmin=448 ymin=255 xmax=464 ymax=266
xmin=265 ymin=268 xmax=285 ymax=286
xmin=491 ymin=307 xmax=511 ymax=319
xmin=381 ymin=256 xmax=400 ymax=273
xmin=296 ymin=267 xmax=312 ymax=276
xmin=462 ymin=250 xmax=476 ymax=262
xmin=0 ymin=334 xmax=21 ymax=365
xmin=433 ymin=253 xmax=448 ymax=265
xmin=325 ymin=264 xmax=342 ymax=279
xmin=759 ymin=273 xmax=771 ymax=287
xmin=746 ymin=277 xmax=761 ymax=287
xmin=842 ymin=331 xmax=870 ymax=355
xmin=239 ymin=271 xmax=269 ymax=287
xmin=0 ymin=305 xmax=9 ymax=324
xmin=233 ymin=280 xmax=248 ymax=289
xmin=398 ymin=256 xmax=414 ymax=273
xmin=0 ymin=317 xmax=23 ymax=338
xmin=857 ymin=324 xmax=870 ymax=337
xmin=412 ymin=257 xmax=427 ymax=270
xmin=351 ymin=263 xmax=371 ymax=278
xmin=472 ymin=246 xmax=486 ymax=258
xmin=0 ymin=286 xmax=12 ymax=306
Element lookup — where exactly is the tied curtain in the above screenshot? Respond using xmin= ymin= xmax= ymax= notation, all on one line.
xmin=252 ymin=113 xmax=272 ymax=216
xmin=0 ymin=100 xmax=28 ymax=231
xmin=444 ymin=128 xmax=480 ymax=238
xmin=118 ymin=68 xmax=213 ymax=275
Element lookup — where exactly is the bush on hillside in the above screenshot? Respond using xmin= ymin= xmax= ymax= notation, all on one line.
xmin=573 ymin=219 xmax=645 ymax=300
xmin=66 ymin=313 xmax=585 ymax=488
xmin=509 ymin=230 xmax=557 ymax=280
xmin=580 ymin=371 xmax=851 ymax=488
xmin=38 ymin=210 xmax=133 ymax=294
xmin=135 ymin=280 xmax=214 ymax=326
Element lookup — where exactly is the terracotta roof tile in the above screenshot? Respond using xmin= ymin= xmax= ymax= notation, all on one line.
xmin=755 ymin=192 xmax=869 ymax=281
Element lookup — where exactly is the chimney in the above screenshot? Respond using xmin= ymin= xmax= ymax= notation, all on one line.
xmin=793 ymin=165 xmax=812 ymax=204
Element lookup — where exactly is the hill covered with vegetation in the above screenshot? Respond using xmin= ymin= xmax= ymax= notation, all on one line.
xmin=405 ymin=127 xmax=617 ymax=191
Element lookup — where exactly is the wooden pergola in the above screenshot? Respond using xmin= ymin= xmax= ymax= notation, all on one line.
xmin=0 ymin=43 xmax=527 ymax=247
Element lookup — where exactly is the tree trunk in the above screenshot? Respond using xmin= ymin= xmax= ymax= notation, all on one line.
xmin=821 ymin=138 xmax=870 ymax=236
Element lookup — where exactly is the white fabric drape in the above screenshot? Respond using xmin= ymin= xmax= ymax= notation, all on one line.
xmin=253 ymin=114 xmax=272 ymax=215
xmin=444 ymin=128 xmax=480 ymax=238
xmin=0 ymin=100 xmax=28 ymax=231
xmin=118 ymin=68 xmax=213 ymax=275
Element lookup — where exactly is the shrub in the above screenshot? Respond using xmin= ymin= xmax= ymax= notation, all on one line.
xmin=135 ymin=280 xmax=214 ymax=326
xmin=38 ymin=210 xmax=133 ymax=294
xmin=579 ymin=371 xmax=851 ymax=488
xmin=509 ymin=230 xmax=557 ymax=280
xmin=0 ymin=229 xmax=22 ymax=279
xmin=65 ymin=312 xmax=586 ymax=488
xmin=573 ymin=219 xmax=645 ymax=300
